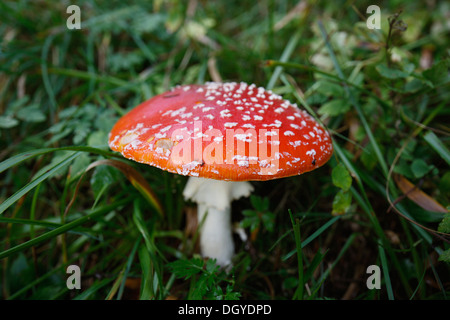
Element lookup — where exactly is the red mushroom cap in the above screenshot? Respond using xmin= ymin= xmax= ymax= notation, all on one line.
xmin=109 ymin=82 xmax=333 ymax=181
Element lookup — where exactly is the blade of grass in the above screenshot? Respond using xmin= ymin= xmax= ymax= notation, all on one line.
xmin=280 ymin=74 xmax=322 ymax=124
xmin=282 ymin=215 xmax=340 ymax=261
xmin=266 ymin=29 xmax=301 ymax=90
xmin=423 ymin=131 xmax=450 ymax=166
xmin=0 ymin=152 xmax=80 ymax=215
xmin=378 ymin=239 xmax=394 ymax=300
xmin=105 ymin=267 xmax=126 ymax=300
xmin=116 ymin=238 xmax=141 ymax=300
xmin=0 ymin=146 xmax=121 ymax=175
xmin=49 ymin=67 xmax=139 ymax=92
xmin=138 ymin=243 xmax=153 ymax=300
xmin=133 ymin=199 xmax=165 ymax=299
xmin=302 ymin=216 xmax=340 ymax=248
xmin=104 ymin=93 xmax=127 ymax=116
xmin=409 ymin=265 xmax=427 ymax=300
xmin=427 ymin=255 xmax=447 ymax=299
xmin=129 ymin=30 xmax=157 ymax=64
xmin=0 ymin=215 xmax=106 ymax=241
xmin=289 ymin=210 xmax=304 ymax=300
xmin=73 ymin=277 xmax=115 ymax=300
xmin=303 ymin=249 xmax=328 ymax=284
xmin=29 ymin=183 xmax=41 ymax=240
xmin=0 ymin=198 xmax=131 ymax=260
xmin=41 ymin=34 xmax=57 ymax=124
xmin=317 ymin=20 xmax=389 ymax=178
xmin=0 ymin=216 xmax=61 ymax=229
xmin=308 ymin=233 xmax=357 ymax=299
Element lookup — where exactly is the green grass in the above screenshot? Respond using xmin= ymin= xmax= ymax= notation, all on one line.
xmin=1 ymin=0 xmax=449 ymax=300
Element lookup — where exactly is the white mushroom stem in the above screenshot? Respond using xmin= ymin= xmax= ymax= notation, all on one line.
xmin=183 ymin=176 xmax=254 ymax=266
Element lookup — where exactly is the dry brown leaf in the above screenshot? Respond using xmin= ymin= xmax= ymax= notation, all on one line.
xmin=393 ymin=174 xmax=448 ymax=213
xmin=125 ymin=278 xmax=141 ymax=290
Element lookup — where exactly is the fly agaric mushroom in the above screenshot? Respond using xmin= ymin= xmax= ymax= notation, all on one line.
xmin=109 ymin=82 xmax=333 ymax=266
